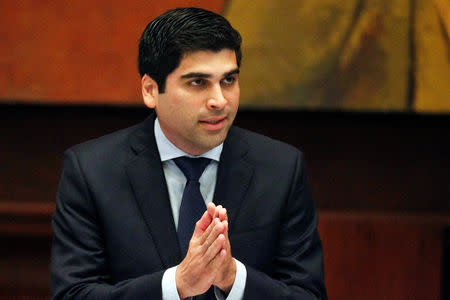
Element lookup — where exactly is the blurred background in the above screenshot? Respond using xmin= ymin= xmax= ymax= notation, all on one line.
xmin=1 ymin=0 xmax=449 ymax=299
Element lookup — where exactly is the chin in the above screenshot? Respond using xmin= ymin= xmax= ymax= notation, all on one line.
xmin=201 ymin=136 xmax=226 ymax=152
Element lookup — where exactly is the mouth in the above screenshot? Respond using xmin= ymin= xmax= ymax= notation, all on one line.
xmin=202 ymin=119 xmax=223 ymax=124
xmin=199 ymin=117 xmax=227 ymax=130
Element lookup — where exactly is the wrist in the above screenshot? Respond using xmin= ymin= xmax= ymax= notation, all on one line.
xmin=175 ymin=265 xmax=190 ymax=299
xmin=216 ymin=258 xmax=236 ymax=293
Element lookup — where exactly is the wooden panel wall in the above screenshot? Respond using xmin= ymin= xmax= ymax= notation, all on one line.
xmin=2 ymin=1 xmax=449 ymax=112
xmin=2 ymin=105 xmax=449 ymax=212
xmin=1 ymin=213 xmax=446 ymax=300
xmin=319 ymin=212 xmax=446 ymax=300
xmin=0 ymin=1 xmax=226 ymax=105
xmin=1 ymin=105 xmax=449 ymax=299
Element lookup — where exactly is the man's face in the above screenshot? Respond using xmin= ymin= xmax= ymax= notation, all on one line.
xmin=143 ymin=49 xmax=240 ymax=155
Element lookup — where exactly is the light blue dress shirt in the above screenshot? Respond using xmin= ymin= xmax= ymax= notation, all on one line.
xmin=154 ymin=118 xmax=246 ymax=300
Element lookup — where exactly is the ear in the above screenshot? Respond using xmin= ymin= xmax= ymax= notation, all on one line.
xmin=141 ymin=74 xmax=159 ymax=109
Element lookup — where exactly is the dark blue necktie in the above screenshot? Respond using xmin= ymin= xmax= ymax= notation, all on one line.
xmin=174 ymin=157 xmax=211 ymax=256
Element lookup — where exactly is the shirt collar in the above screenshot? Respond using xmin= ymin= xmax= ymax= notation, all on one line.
xmin=154 ymin=117 xmax=223 ymax=162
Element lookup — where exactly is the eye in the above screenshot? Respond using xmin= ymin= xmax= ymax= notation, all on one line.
xmin=221 ymin=75 xmax=236 ymax=86
xmin=189 ymin=79 xmax=205 ymax=87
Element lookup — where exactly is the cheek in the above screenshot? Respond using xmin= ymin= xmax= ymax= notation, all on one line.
xmin=226 ymin=88 xmax=240 ymax=107
xmin=173 ymin=89 xmax=203 ymax=106
xmin=170 ymin=95 xmax=202 ymax=126
xmin=231 ymin=84 xmax=240 ymax=98
xmin=163 ymin=91 xmax=191 ymax=114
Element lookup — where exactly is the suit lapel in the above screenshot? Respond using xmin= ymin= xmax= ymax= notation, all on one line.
xmin=125 ymin=114 xmax=181 ymax=268
xmin=124 ymin=115 xmax=254 ymax=268
xmin=214 ymin=127 xmax=254 ymax=235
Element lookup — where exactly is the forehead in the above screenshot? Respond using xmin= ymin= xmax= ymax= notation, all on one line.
xmin=174 ymin=49 xmax=238 ymax=76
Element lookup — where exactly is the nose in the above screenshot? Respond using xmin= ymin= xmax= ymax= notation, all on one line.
xmin=206 ymin=85 xmax=227 ymax=110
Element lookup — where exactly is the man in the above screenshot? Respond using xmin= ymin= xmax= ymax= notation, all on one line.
xmin=51 ymin=7 xmax=327 ymax=300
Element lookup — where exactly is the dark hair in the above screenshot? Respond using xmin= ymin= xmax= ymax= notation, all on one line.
xmin=138 ymin=7 xmax=242 ymax=93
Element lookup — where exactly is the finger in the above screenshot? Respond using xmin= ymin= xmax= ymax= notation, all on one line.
xmin=203 ymin=233 xmax=226 ymax=263
xmin=222 ymin=220 xmax=228 ymax=234
xmin=206 ymin=247 xmax=227 ymax=275
xmin=217 ymin=208 xmax=228 ymax=239
xmin=207 ymin=202 xmax=216 ymax=218
xmin=202 ymin=219 xmax=225 ymax=252
xmin=199 ymin=217 xmax=220 ymax=245
xmin=214 ymin=205 xmax=222 ymax=218
xmin=193 ymin=211 xmax=213 ymax=238
xmin=221 ymin=220 xmax=230 ymax=246
xmin=218 ymin=207 xmax=227 ymax=222
xmin=218 ymin=220 xmax=231 ymax=253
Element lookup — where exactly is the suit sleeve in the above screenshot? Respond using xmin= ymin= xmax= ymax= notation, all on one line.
xmin=51 ymin=149 xmax=164 ymax=300
xmin=243 ymin=151 xmax=327 ymax=299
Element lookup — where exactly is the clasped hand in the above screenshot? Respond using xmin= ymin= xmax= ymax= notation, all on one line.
xmin=175 ymin=203 xmax=236 ymax=299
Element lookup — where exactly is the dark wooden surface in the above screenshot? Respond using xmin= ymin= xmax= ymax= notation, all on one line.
xmin=1 ymin=214 xmax=447 ymax=300
xmin=2 ymin=104 xmax=449 ymax=212
xmin=1 ymin=104 xmax=449 ymax=299
xmin=0 ymin=1 xmax=226 ymax=105
xmin=320 ymin=212 xmax=448 ymax=300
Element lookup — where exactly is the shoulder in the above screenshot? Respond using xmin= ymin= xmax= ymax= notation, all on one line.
xmin=67 ymin=123 xmax=140 ymax=160
xmin=66 ymin=113 xmax=155 ymax=160
xmin=62 ymin=114 xmax=156 ymax=179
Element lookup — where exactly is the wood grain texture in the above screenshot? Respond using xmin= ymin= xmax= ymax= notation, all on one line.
xmin=1 ymin=0 xmax=448 ymax=112
xmin=0 ymin=105 xmax=448 ymax=298
xmin=414 ymin=0 xmax=450 ymax=113
xmin=1 ymin=106 xmax=449 ymax=214
xmin=0 ymin=1 xmax=226 ymax=105
xmin=319 ymin=212 xmax=445 ymax=300
xmin=0 ymin=236 xmax=51 ymax=298
xmin=0 ymin=212 xmax=446 ymax=300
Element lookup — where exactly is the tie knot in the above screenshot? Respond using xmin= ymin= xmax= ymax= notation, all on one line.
xmin=173 ymin=157 xmax=211 ymax=181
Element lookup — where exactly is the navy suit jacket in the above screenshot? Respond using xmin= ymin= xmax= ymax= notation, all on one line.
xmin=51 ymin=113 xmax=327 ymax=299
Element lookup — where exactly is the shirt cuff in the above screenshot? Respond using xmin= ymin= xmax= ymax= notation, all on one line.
xmin=214 ymin=258 xmax=247 ymax=300
xmin=162 ymin=266 xmax=181 ymax=300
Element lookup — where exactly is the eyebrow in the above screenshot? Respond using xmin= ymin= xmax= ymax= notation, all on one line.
xmin=180 ymin=68 xmax=240 ymax=79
